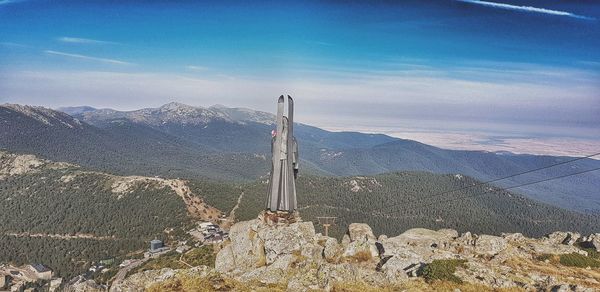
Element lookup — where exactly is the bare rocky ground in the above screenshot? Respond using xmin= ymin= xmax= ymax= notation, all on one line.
xmin=96 ymin=215 xmax=600 ymax=292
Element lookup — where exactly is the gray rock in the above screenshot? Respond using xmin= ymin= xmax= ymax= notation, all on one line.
xmin=214 ymin=244 xmax=235 ymax=273
xmin=588 ymin=234 xmax=600 ymax=252
xmin=379 ymin=228 xmax=455 ymax=258
xmin=347 ymin=223 xmax=376 ymax=242
xmin=215 ymin=219 xmax=265 ymax=274
xmin=474 ymin=235 xmax=507 ymax=256
xmin=323 ymin=237 xmax=342 ymax=263
xmin=546 ymin=232 xmax=581 ymax=246
xmin=64 ymin=276 xmax=106 ymax=292
xmin=502 ymin=232 xmax=526 ymax=243
xmin=342 ymin=240 xmax=379 ymax=261
xmin=550 ymin=284 xmax=595 ymax=292
xmin=458 ymin=231 xmax=476 ymax=245
xmin=258 ymin=221 xmax=316 ymax=265
xmin=532 ymin=242 xmax=588 ymax=256
xmin=287 ymin=268 xmax=320 ymax=291
xmin=341 ymin=234 xmax=351 ymax=246
xmin=215 ymin=219 xmax=320 ymax=276
xmin=380 ymin=250 xmax=423 ymax=280
xmin=437 ymin=228 xmax=459 ymax=239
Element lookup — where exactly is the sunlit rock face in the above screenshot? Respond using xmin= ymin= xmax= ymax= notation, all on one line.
xmin=209 ymin=217 xmax=600 ymax=291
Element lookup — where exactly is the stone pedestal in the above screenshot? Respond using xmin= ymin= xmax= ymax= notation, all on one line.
xmin=259 ymin=210 xmax=301 ymax=225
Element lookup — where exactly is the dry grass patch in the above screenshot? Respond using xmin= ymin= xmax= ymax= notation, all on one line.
xmin=344 ymin=250 xmax=372 ymax=263
xmin=147 ymin=272 xmax=249 ymax=292
xmin=506 ymin=256 xmax=600 ymax=288
xmin=331 ymin=281 xmax=401 ymax=292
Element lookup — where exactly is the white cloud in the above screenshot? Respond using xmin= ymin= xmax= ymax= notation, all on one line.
xmin=1 ymin=64 xmax=598 ymax=127
xmin=44 ymin=50 xmax=134 ymax=65
xmin=57 ymin=37 xmax=118 ymax=45
xmin=185 ymin=65 xmax=209 ymax=71
xmin=456 ymin=0 xmax=595 ymax=20
xmin=0 ymin=42 xmax=30 ymax=48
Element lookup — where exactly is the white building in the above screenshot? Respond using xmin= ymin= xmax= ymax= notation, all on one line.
xmin=27 ymin=264 xmax=52 ymax=280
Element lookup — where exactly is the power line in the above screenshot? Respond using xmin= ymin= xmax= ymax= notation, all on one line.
xmin=398 ymin=166 xmax=600 ymax=212
xmin=386 ymin=151 xmax=600 ymax=209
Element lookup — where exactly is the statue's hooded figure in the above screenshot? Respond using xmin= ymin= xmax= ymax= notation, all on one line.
xmin=266 ymin=95 xmax=299 ymax=212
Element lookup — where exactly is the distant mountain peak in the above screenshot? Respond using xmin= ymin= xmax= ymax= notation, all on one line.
xmin=209 ymin=104 xmax=228 ymax=109
xmin=1 ymin=103 xmax=83 ymax=129
xmin=159 ymin=102 xmax=202 ymax=112
xmin=65 ymin=102 xmax=278 ymax=126
xmin=56 ymin=106 xmax=97 ymax=116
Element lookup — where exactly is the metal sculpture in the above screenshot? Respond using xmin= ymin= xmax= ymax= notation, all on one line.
xmin=266 ymin=95 xmax=299 ymax=212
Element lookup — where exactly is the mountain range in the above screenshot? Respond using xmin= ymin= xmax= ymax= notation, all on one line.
xmin=1 ymin=102 xmax=599 ymax=213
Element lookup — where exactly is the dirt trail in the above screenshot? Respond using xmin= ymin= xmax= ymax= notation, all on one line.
xmin=164 ymin=179 xmax=223 ymax=222
xmin=228 ymin=191 xmax=245 ymax=221
xmin=108 ymin=175 xmax=223 ymax=222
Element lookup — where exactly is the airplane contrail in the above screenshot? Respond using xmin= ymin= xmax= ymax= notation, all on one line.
xmin=456 ymin=0 xmax=595 ymax=20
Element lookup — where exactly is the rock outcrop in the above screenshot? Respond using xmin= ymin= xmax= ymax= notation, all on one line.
xmin=64 ymin=276 xmax=107 ymax=292
xmin=119 ymin=218 xmax=600 ymax=291
xmin=582 ymin=233 xmax=600 ymax=252
xmin=545 ymin=231 xmax=581 ymax=246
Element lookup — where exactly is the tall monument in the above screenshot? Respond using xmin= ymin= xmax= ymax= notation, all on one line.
xmin=266 ymin=95 xmax=299 ymax=213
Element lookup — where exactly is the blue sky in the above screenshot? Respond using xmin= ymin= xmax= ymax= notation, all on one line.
xmin=1 ymin=0 xmax=599 ymax=154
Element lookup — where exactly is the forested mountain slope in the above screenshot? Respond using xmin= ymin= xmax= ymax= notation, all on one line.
xmin=235 ymin=173 xmax=600 ymax=239
xmin=0 ymin=151 xmax=221 ymax=278
xmin=0 ymin=104 xmax=269 ymax=180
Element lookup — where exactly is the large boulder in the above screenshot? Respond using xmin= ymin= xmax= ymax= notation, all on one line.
xmin=503 ymin=232 xmax=586 ymax=256
xmin=592 ymin=236 xmax=600 ymax=252
xmin=215 ymin=219 xmax=265 ymax=273
xmin=532 ymin=243 xmax=588 ymax=256
xmin=545 ymin=232 xmax=581 ymax=246
xmin=584 ymin=234 xmax=600 ymax=252
xmin=323 ymin=237 xmax=343 ymax=263
xmin=215 ymin=218 xmax=321 ymax=283
xmin=379 ymin=228 xmax=455 ymax=258
xmin=347 ymin=223 xmax=376 ymax=242
xmin=474 ymin=235 xmax=508 ymax=256
xmin=342 ymin=240 xmax=379 ymax=261
xmin=258 ymin=221 xmax=318 ymax=265
xmin=379 ymin=250 xmax=423 ymax=279
xmin=342 ymin=223 xmax=379 ymax=261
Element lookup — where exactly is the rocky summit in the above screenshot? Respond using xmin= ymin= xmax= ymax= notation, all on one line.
xmin=101 ymin=215 xmax=600 ymax=292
